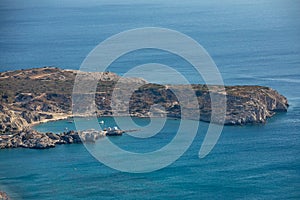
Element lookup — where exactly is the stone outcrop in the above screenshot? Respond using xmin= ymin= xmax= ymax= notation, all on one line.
xmin=0 ymin=104 xmax=29 ymax=133
xmin=223 ymin=86 xmax=288 ymax=125
xmin=0 ymin=130 xmax=82 ymax=149
xmin=0 ymin=129 xmax=129 ymax=149
xmin=0 ymin=191 xmax=10 ymax=200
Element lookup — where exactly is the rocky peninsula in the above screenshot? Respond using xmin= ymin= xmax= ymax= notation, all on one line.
xmin=0 ymin=67 xmax=289 ymax=149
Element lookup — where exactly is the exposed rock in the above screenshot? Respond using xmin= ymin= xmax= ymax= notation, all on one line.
xmin=21 ymin=111 xmax=41 ymax=123
xmin=0 ymin=105 xmax=29 ymax=133
xmin=0 ymin=191 xmax=10 ymax=200
xmin=0 ymin=130 xmax=56 ymax=149
xmin=0 ymin=128 xmax=136 ymax=149
xmin=45 ymin=132 xmax=60 ymax=140
xmin=222 ymin=86 xmax=288 ymax=125
xmin=0 ymin=130 xmax=76 ymax=149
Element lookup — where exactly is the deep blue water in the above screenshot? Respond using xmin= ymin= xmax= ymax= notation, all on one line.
xmin=0 ymin=0 xmax=300 ymax=199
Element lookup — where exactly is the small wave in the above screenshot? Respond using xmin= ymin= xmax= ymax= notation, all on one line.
xmin=281 ymin=118 xmax=300 ymax=124
xmin=262 ymin=77 xmax=300 ymax=84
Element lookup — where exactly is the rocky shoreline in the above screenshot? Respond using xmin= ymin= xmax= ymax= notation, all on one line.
xmin=0 ymin=129 xmax=81 ymax=149
xmin=0 ymin=67 xmax=289 ymax=149
xmin=0 ymin=191 xmax=10 ymax=200
xmin=0 ymin=128 xmax=131 ymax=149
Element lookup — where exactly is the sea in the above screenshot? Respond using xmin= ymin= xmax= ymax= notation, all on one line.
xmin=0 ymin=0 xmax=300 ymax=199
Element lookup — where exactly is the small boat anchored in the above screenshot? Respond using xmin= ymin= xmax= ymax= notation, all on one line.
xmin=104 ymin=126 xmax=123 ymax=136
xmin=79 ymin=127 xmax=139 ymax=142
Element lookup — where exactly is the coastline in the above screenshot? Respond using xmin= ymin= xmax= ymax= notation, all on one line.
xmin=0 ymin=67 xmax=289 ymax=149
xmin=29 ymin=113 xmax=74 ymax=127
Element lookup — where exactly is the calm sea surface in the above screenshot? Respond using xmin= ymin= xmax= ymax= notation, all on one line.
xmin=0 ymin=0 xmax=299 ymax=199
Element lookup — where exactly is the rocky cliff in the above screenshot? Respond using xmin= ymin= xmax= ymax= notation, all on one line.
xmin=0 ymin=67 xmax=289 ymax=135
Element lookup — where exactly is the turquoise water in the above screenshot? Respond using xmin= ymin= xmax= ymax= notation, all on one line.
xmin=1 ymin=114 xmax=299 ymax=199
xmin=0 ymin=0 xmax=300 ymax=199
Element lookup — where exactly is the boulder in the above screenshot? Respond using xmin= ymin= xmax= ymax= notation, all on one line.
xmin=46 ymin=132 xmax=60 ymax=140
xmin=0 ymin=191 xmax=10 ymax=200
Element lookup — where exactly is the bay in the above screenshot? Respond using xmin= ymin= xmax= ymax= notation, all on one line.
xmin=0 ymin=0 xmax=299 ymax=199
